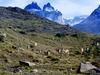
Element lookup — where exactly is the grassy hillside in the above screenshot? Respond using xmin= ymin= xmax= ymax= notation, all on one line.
xmin=0 ymin=7 xmax=99 ymax=75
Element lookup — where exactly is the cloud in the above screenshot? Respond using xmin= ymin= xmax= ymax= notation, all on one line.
xmin=0 ymin=0 xmax=100 ymax=18
xmin=52 ymin=0 xmax=100 ymax=18
xmin=0 ymin=0 xmax=11 ymax=6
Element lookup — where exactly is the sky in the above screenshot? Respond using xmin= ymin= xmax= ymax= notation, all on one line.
xmin=0 ymin=0 xmax=100 ymax=18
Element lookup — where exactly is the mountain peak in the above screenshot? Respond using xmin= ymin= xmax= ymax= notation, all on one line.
xmin=46 ymin=3 xmax=51 ymax=6
xmin=96 ymin=5 xmax=100 ymax=12
xmin=43 ymin=3 xmax=54 ymax=11
xmin=24 ymin=2 xmax=41 ymax=10
xmin=89 ymin=5 xmax=100 ymax=19
xmin=74 ymin=5 xmax=100 ymax=34
xmin=98 ymin=5 xmax=100 ymax=8
xmin=31 ymin=2 xmax=38 ymax=6
xmin=25 ymin=2 xmax=63 ymax=24
xmin=94 ymin=5 xmax=100 ymax=11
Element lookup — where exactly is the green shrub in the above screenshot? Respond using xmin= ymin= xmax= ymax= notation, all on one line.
xmin=55 ymin=33 xmax=66 ymax=37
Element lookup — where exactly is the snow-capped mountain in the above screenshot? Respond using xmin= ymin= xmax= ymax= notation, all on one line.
xmin=25 ymin=2 xmax=64 ymax=24
xmin=64 ymin=15 xmax=88 ymax=26
xmin=74 ymin=5 xmax=100 ymax=34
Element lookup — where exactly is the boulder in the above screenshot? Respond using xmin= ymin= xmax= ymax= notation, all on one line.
xmin=33 ymin=69 xmax=38 ymax=73
xmin=77 ymin=62 xmax=97 ymax=73
xmin=19 ymin=61 xmax=36 ymax=67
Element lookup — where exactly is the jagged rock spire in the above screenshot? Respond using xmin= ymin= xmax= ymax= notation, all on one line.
xmin=43 ymin=2 xmax=54 ymax=11
xmin=25 ymin=2 xmax=41 ymax=10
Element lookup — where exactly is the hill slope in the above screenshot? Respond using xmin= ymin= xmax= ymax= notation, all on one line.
xmin=0 ymin=7 xmax=99 ymax=75
xmin=0 ymin=7 xmax=79 ymax=34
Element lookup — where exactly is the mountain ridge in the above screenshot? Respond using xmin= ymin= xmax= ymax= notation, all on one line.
xmin=74 ymin=5 xmax=100 ymax=34
xmin=0 ymin=6 xmax=79 ymax=35
xmin=25 ymin=2 xmax=41 ymax=10
xmin=25 ymin=2 xmax=64 ymax=24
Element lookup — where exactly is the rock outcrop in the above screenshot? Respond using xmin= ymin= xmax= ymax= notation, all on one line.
xmin=25 ymin=2 xmax=64 ymax=24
